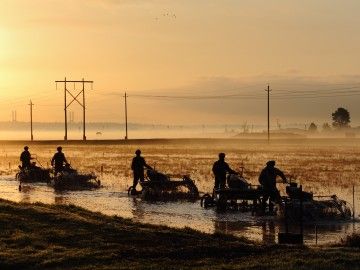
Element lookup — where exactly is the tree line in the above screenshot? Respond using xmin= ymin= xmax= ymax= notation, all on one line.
xmin=308 ymin=107 xmax=351 ymax=132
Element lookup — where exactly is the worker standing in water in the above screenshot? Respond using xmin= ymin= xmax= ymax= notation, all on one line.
xmin=259 ymin=160 xmax=287 ymax=214
xmin=131 ymin=149 xmax=153 ymax=190
xmin=20 ymin=146 xmax=33 ymax=169
xmin=51 ymin=146 xmax=69 ymax=175
xmin=212 ymin=153 xmax=237 ymax=189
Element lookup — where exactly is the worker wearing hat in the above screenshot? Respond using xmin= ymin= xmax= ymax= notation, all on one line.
xmin=51 ymin=146 xmax=69 ymax=175
xmin=212 ymin=153 xmax=237 ymax=189
xmin=259 ymin=160 xmax=287 ymax=214
xmin=20 ymin=146 xmax=33 ymax=169
xmin=131 ymin=149 xmax=153 ymax=190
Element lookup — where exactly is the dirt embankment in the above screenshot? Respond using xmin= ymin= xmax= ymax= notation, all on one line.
xmin=0 ymin=199 xmax=359 ymax=269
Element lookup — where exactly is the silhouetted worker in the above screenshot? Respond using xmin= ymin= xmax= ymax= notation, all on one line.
xmin=131 ymin=149 xmax=152 ymax=189
xmin=20 ymin=146 xmax=33 ymax=169
xmin=212 ymin=153 xmax=237 ymax=189
xmin=51 ymin=146 xmax=68 ymax=175
xmin=259 ymin=160 xmax=287 ymax=213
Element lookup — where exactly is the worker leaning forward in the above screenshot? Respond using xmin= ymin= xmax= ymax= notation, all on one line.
xmin=212 ymin=153 xmax=237 ymax=189
xmin=259 ymin=160 xmax=287 ymax=214
xmin=131 ymin=149 xmax=153 ymax=190
xmin=51 ymin=146 xmax=68 ymax=175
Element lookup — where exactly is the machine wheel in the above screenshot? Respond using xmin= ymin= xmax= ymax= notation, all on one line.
xmin=128 ymin=186 xmax=136 ymax=196
xmin=204 ymin=195 xmax=214 ymax=208
xmin=200 ymin=193 xmax=213 ymax=208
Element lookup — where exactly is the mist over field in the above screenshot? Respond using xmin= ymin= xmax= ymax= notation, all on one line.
xmin=1 ymin=1 xmax=360 ymax=268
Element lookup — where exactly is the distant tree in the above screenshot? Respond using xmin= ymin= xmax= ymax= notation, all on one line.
xmin=322 ymin=122 xmax=332 ymax=132
xmin=332 ymin=107 xmax=350 ymax=129
xmin=308 ymin=122 xmax=317 ymax=133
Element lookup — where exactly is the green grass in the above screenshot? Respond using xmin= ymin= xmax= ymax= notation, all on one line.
xmin=0 ymin=199 xmax=359 ymax=269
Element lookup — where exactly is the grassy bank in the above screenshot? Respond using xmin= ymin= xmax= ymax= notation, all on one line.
xmin=0 ymin=199 xmax=359 ymax=269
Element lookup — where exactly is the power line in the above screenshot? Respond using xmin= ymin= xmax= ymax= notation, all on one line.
xmin=125 ymin=89 xmax=360 ymax=100
xmin=270 ymin=92 xmax=360 ymax=99
xmin=271 ymin=86 xmax=360 ymax=94
xmin=2 ymin=82 xmax=360 ymax=105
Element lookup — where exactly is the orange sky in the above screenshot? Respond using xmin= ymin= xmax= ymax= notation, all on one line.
xmin=1 ymin=0 xmax=360 ymax=125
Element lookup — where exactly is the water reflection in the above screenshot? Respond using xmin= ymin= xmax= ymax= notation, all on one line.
xmin=0 ymin=175 xmax=358 ymax=245
xmin=131 ymin=197 xmax=146 ymax=220
xmin=54 ymin=194 xmax=69 ymax=205
xmin=19 ymin=185 xmax=33 ymax=203
xmin=262 ymin=221 xmax=276 ymax=244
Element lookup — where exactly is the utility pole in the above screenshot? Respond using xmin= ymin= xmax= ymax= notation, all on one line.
xmin=82 ymin=78 xmax=86 ymax=141
xmin=64 ymin=77 xmax=68 ymax=140
xmin=124 ymin=92 xmax=128 ymax=140
xmin=266 ymin=84 xmax=271 ymax=141
xmin=55 ymin=77 xmax=93 ymax=141
xmin=28 ymin=100 xmax=34 ymax=141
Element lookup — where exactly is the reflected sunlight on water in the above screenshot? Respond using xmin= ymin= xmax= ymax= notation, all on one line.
xmin=0 ymin=139 xmax=359 ymax=245
xmin=0 ymin=173 xmax=358 ymax=245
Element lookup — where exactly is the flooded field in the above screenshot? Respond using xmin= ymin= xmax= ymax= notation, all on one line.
xmin=0 ymin=138 xmax=359 ymax=245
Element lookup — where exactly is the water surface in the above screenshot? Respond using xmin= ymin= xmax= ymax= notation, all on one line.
xmin=1 ymin=174 xmax=358 ymax=245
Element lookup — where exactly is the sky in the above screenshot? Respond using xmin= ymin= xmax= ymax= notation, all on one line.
xmin=1 ymin=0 xmax=360 ymax=126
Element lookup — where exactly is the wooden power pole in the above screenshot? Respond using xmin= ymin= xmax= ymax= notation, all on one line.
xmin=124 ymin=92 xmax=128 ymax=140
xmin=29 ymin=100 xmax=34 ymax=141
